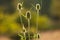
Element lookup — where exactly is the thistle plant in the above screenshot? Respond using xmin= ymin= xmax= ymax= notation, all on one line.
xmin=17 ymin=2 xmax=40 ymax=40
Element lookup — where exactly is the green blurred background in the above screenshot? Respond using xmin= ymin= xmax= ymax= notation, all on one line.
xmin=0 ymin=0 xmax=60 ymax=34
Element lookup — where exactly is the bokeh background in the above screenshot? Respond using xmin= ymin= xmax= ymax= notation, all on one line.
xmin=0 ymin=0 xmax=60 ymax=40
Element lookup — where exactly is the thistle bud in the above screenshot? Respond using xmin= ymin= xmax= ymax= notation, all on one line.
xmin=36 ymin=4 xmax=40 ymax=10
xmin=26 ymin=11 xmax=31 ymax=19
xmin=17 ymin=3 xmax=22 ymax=11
